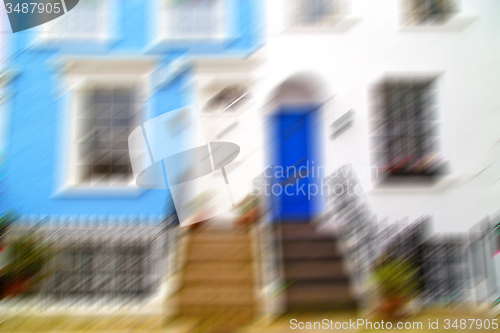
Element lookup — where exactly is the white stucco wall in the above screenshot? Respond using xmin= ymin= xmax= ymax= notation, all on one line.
xmin=260 ymin=0 xmax=500 ymax=233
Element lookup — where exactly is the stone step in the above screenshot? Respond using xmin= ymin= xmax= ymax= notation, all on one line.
xmin=285 ymin=283 xmax=354 ymax=305
xmin=183 ymin=262 xmax=253 ymax=283
xmin=278 ymin=224 xmax=338 ymax=241
xmin=275 ymin=223 xmax=358 ymax=313
xmin=282 ymin=240 xmax=342 ymax=260
xmin=277 ymin=223 xmax=316 ymax=238
xmin=178 ymin=304 xmax=255 ymax=317
xmin=285 ymin=260 xmax=349 ymax=282
xmin=189 ymin=229 xmax=251 ymax=244
xmin=179 ymin=283 xmax=255 ymax=306
xmin=187 ymin=241 xmax=252 ymax=262
xmin=286 ymin=299 xmax=358 ymax=312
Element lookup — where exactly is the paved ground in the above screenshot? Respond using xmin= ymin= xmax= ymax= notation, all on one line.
xmin=0 ymin=307 xmax=498 ymax=332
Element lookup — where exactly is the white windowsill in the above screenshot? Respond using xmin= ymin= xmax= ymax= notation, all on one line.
xmin=151 ymin=33 xmax=237 ymax=48
xmin=368 ymin=174 xmax=460 ymax=194
xmin=39 ymin=35 xmax=112 ymax=42
xmin=398 ymin=15 xmax=478 ymax=32
xmin=33 ymin=34 xmax=118 ymax=50
xmin=158 ymin=33 xmax=228 ymax=41
xmin=145 ymin=34 xmax=238 ymax=53
xmin=0 ymin=292 xmax=165 ymax=316
xmin=284 ymin=16 xmax=361 ymax=34
xmin=52 ymin=184 xmax=146 ymax=199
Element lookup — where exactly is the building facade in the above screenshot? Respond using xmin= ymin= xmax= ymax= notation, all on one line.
xmin=1 ymin=0 xmax=500 ymax=307
xmin=4 ymin=0 xmax=264 ymax=219
xmin=1 ymin=0 xmax=264 ymax=301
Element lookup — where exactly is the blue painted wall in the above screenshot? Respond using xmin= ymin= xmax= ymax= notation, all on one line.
xmin=4 ymin=0 xmax=264 ymax=219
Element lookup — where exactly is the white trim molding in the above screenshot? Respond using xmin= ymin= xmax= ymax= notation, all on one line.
xmin=54 ymin=57 xmax=157 ymax=198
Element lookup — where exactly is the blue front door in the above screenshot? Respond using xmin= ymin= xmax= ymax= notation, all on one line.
xmin=268 ymin=106 xmax=323 ymax=222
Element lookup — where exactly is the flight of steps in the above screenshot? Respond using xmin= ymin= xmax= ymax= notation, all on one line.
xmin=277 ymin=223 xmax=358 ymax=312
xmin=176 ymin=226 xmax=258 ymax=331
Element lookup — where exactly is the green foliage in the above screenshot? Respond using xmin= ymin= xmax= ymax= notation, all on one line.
xmin=0 ymin=226 xmax=57 ymax=298
xmin=184 ymin=190 xmax=216 ymax=216
xmin=0 ymin=211 xmax=16 ymax=240
xmin=372 ymin=256 xmax=419 ymax=300
xmin=6 ymin=234 xmax=54 ymax=280
xmin=235 ymin=194 xmax=262 ymax=216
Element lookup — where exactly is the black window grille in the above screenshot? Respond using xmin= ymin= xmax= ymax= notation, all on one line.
xmin=370 ymin=78 xmax=444 ymax=178
xmin=75 ymin=87 xmax=141 ymax=186
xmin=405 ymin=0 xmax=458 ymax=26
xmin=48 ymin=244 xmax=151 ymax=297
xmin=43 ymin=229 xmax=162 ymax=299
xmin=420 ymin=238 xmax=469 ymax=303
xmin=3 ymin=219 xmax=167 ymax=302
xmin=293 ymin=0 xmax=344 ymax=27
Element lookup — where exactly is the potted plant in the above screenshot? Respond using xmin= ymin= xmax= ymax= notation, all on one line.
xmin=0 ymin=212 xmax=15 ymax=298
xmin=184 ymin=190 xmax=216 ymax=231
xmin=0 ymin=231 xmax=55 ymax=299
xmin=234 ymin=193 xmax=263 ymax=228
xmin=372 ymin=254 xmax=419 ymax=320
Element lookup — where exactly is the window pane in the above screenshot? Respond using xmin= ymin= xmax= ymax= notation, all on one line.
xmin=75 ymin=87 xmax=139 ymax=186
xmin=371 ymin=78 xmax=443 ymax=177
xmin=294 ymin=0 xmax=341 ymax=28
xmin=407 ymin=0 xmax=457 ymax=26
xmin=44 ymin=0 xmax=107 ymax=38
xmin=166 ymin=0 xmax=222 ymax=37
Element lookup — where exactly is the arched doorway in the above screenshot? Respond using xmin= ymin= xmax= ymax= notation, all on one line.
xmin=265 ymin=72 xmax=329 ymax=223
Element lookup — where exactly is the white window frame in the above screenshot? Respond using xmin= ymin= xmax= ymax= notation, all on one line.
xmin=367 ymin=71 xmax=459 ymax=193
xmin=193 ymin=58 xmax=261 ymax=119
xmin=282 ymin=0 xmax=360 ymax=34
xmin=401 ymin=0 xmax=459 ymax=27
xmin=289 ymin=0 xmax=347 ymax=28
xmin=54 ymin=59 xmax=155 ymax=197
xmin=159 ymin=0 xmax=227 ymax=41
xmin=191 ymin=57 xmax=265 ymax=181
xmin=40 ymin=0 xmax=114 ymax=42
xmin=398 ymin=0 xmax=476 ymax=32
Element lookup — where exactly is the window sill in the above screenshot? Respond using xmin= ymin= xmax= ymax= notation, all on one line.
xmin=39 ymin=34 xmax=111 ymax=41
xmin=398 ymin=15 xmax=477 ymax=33
xmin=146 ymin=34 xmax=239 ymax=52
xmin=52 ymin=185 xmax=145 ymax=199
xmin=0 ymin=294 xmax=164 ymax=316
xmin=284 ymin=17 xmax=361 ymax=34
xmin=32 ymin=34 xmax=119 ymax=50
xmin=368 ymin=174 xmax=459 ymax=194
xmin=158 ymin=33 xmax=228 ymax=41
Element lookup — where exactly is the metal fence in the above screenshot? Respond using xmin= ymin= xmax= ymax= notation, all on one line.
xmin=6 ymin=215 xmax=173 ymax=301
xmin=326 ymin=163 xmax=473 ymax=304
xmin=469 ymin=214 xmax=500 ymax=304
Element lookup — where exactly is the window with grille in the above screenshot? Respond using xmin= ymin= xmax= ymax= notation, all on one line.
xmin=203 ymin=85 xmax=250 ymax=113
xmin=291 ymin=0 xmax=346 ymax=28
xmin=162 ymin=0 xmax=225 ymax=39
xmin=404 ymin=0 xmax=458 ymax=26
xmin=420 ymin=239 xmax=469 ymax=303
xmin=46 ymin=243 xmax=158 ymax=297
xmin=43 ymin=0 xmax=108 ymax=39
xmin=370 ymin=78 xmax=444 ymax=178
xmin=74 ymin=87 xmax=141 ymax=187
